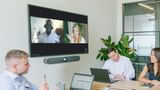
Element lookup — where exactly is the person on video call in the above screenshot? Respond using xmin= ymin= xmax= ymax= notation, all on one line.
xmin=66 ymin=24 xmax=85 ymax=43
xmin=102 ymin=47 xmax=135 ymax=80
xmin=38 ymin=19 xmax=59 ymax=43
xmin=138 ymin=48 xmax=160 ymax=85
xmin=0 ymin=50 xmax=49 ymax=90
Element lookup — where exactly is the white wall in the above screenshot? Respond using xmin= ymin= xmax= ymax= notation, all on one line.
xmin=0 ymin=0 xmax=117 ymax=89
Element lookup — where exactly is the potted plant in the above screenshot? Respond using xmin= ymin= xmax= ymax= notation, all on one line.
xmin=96 ymin=34 xmax=137 ymax=61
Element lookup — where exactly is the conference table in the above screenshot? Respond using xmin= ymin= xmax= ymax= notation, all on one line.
xmin=92 ymin=81 xmax=160 ymax=90
xmin=57 ymin=81 xmax=160 ymax=90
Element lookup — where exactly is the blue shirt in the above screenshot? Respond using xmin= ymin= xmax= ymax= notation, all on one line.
xmin=0 ymin=70 xmax=39 ymax=90
xmin=147 ymin=62 xmax=160 ymax=81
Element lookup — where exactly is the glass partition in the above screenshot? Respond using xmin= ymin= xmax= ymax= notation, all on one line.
xmin=123 ymin=0 xmax=160 ymax=56
xmin=123 ymin=0 xmax=160 ymax=80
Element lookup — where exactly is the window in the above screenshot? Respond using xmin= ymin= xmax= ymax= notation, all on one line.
xmin=123 ymin=0 xmax=160 ymax=56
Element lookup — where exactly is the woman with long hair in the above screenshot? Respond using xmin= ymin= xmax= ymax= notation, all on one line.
xmin=66 ymin=24 xmax=85 ymax=43
xmin=138 ymin=47 xmax=160 ymax=85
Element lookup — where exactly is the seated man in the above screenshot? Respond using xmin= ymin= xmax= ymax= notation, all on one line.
xmin=102 ymin=47 xmax=135 ymax=80
xmin=38 ymin=19 xmax=59 ymax=43
xmin=0 ymin=50 xmax=49 ymax=90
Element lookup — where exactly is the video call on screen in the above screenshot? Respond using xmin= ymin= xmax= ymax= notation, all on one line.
xmin=28 ymin=5 xmax=88 ymax=57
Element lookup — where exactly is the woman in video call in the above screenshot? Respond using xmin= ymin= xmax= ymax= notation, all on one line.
xmin=66 ymin=24 xmax=86 ymax=43
xmin=138 ymin=47 xmax=160 ymax=85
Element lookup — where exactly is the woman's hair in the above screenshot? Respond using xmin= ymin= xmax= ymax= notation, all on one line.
xmin=73 ymin=24 xmax=81 ymax=43
xmin=148 ymin=47 xmax=160 ymax=78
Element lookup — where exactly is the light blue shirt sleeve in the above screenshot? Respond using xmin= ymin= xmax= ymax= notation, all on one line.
xmin=28 ymin=81 xmax=39 ymax=90
xmin=0 ymin=82 xmax=39 ymax=90
xmin=0 ymin=70 xmax=40 ymax=90
xmin=0 ymin=82 xmax=15 ymax=90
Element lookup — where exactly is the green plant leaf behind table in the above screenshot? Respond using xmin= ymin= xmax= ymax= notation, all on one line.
xmin=96 ymin=34 xmax=137 ymax=61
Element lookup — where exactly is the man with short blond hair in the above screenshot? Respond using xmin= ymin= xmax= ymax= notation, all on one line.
xmin=0 ymin=50 xmax=49 ymax=90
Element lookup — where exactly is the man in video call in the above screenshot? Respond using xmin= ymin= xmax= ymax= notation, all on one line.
xmin=0 ymin=49 xmax=49 ymax=90
xmin=102 ymin=47 xmax=135 ymax=80
xmin=38 ymin=19 xmax=59 ymax=43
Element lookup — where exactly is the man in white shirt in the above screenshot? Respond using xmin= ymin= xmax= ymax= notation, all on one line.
xmin=102 ymin=47 xmax=135 ymax=80
xmin=38 ymin=19 xmax=59 ymax=43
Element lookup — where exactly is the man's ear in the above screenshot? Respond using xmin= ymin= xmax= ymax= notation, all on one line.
xmin=12 ymin=63 xmax=18 ymax=69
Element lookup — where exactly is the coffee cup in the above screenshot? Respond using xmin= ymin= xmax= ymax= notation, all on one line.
xmin=102 ymin=87 xmax=110 ymax=90
xmin=56 ymin=82 xmax=66 ymax=90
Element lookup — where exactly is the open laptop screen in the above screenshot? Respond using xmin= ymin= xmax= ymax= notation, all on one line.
xmin=70 ymin=73 xmax=94 ymax=90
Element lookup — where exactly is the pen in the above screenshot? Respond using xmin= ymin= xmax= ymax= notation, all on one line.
xmin=44 ymin=75 xmax=46 ymax=81
xmin=122 ymin=72 xmax=124 ymax=75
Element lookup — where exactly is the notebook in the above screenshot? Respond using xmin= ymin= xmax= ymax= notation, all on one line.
xmin=70 ymin=73 xmax=95 ymax=90
xmin=139 ymin=83 xmax=154 ymax=89
xmin=90 ymin=68 xmax=119 ymax=83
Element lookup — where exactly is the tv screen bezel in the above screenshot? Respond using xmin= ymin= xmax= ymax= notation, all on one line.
xmin=28 ymin=4 xmax=89 ymax=57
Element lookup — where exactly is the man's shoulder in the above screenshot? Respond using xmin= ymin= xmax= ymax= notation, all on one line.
xmin=0 ymin=74 xmax=14 ymax=86
xmin=39 ymin=32 xmax=46 ymax=37
xmin=0 ymin=74 xmax=12 ymax=82
xmin=120 ymin=55 xmax=130 ymax=60
xmin=105 ymin=59 xmax=113 ymax=63
xmin=51 ymin=31 xmax=58 ymax=36
xmin=0 ymin=79 xmax=15 ymax=89
xmin=40 ymin=32 xmax=46 ymax=35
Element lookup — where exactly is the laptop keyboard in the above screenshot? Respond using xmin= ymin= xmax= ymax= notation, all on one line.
xmin=110 ymin=79 xmax=121 ymax=83
xmin=70 ymin=88 xmax=86 ymax=90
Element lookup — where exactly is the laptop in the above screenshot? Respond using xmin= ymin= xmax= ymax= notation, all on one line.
xmin=90 ymin=68 xmax=119 ymax=83
xmin=70 ymin=73 xmax=95 ymax=90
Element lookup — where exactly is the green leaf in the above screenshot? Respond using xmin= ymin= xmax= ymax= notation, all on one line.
xmin=118 ymin=49 xmax=122 ymax=55
xmin=104 ymin=55 xmax=109 ymax=61
xmin=104 ymin=55 xmax=107 ymax=61
xmin=121 ymin=35 xmax=129 ymax=48
xmin=101 ymin=38 xmax=107 ymax=44
xmin=120 ymin=34 xmax=124 ymax=41
xmin=99 ymin=48 xmax=106 ymax=55
xmin=104 ymin=43 xmax=110 ymax=47
xmin=123 ymin=39 xmax=129 ymax=48
xmin=114 ymin=45 xmax=119 ymax=50
xmin=101 ymin=38 xmax=110 ymax=47
xmin=111 ymin=42 xmax=115 ymax=47
xmin=125 ymin=35 xmax=129 ymax=41
xmin=100 ymin=48 xmax=106 ymax=54
xmin=123 ymin=51 xmax=129 ymax=56
xmin=100 ymin=55 xmax=104 ymax=60
xmin=108 ymin=35 xmax=111 ymax=43
xmin=96 ymin=53 xmax=101 ymax=59
xmin=128 ymin=37 xmax=134 ymax=44
xmin=99 ymin=49 xmax=103 ymax=53
xmin=129 ymin=48 xmax=137 ymax=52
xmin=128 ymin=53 xmax=135 ymax=59
xmin=118 ymin=41 xmax=124 ymax=51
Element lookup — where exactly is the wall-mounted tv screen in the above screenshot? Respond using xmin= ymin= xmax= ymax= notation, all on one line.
xmin=28 ymin=4 xmax=88 ymax=57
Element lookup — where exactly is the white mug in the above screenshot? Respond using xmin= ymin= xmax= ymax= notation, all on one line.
xmin=56 ymin=82 xmax=66 ymax=90
xmin=102 ymin=87 xmax=110 ymax=90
